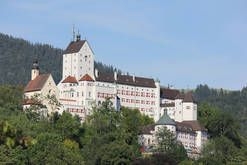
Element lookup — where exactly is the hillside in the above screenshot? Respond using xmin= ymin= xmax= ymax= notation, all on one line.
xmin=0 ymin=33 xmax=121 ymax=86
xmin=190 ymin=84 xmax=247 ymax=137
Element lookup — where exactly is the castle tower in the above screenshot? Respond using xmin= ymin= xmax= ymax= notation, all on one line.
xmin=31 ymin=60 xmax=39 ymax=80
xmin=62 ymin=27 xmax=94 ymax=80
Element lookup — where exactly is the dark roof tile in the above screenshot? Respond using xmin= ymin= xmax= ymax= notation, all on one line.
xmin=95 ymin=72 xmax=156 ymax=88
xmin=63 ymin=40 xmax=86 ymax=54
xmin=141 ymin=125 xmax=155 ymax=134
xmin=160 ymin=88 xmax=180 ymax=100
xmin=160 ymin=103 xmax=175 ymax=107
xmin=177 ymin=121 xmax=206 ymax=131
xmin=183 ymin=93 xmax=196 ymax=103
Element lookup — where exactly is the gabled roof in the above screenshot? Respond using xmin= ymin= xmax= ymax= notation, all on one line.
xmin=160 ymin=88 xmax=180 ymax=100
xmin=24 ymin=74 xmax=50 ymax=92
xmin=95 ymin=72 xmax=156 ymax=88
xmin=79 ymin=74 xmax=94 ymax=82
xmin=62 ymin=76 xmax=78 ymax=83
xmin=155 ymin=110 xmax=175 ymax=126
xmin=63 ymin=40 xmax=86 ymax=54
xmin=183 ymin=93 xmax=195 ymax=103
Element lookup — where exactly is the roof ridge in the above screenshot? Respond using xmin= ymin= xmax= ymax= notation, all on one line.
xmin=79 ymin=74 xmax=94 ymax=81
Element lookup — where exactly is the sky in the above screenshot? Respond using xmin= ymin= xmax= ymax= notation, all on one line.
xmin=1 ymin=0 xmax=247 ymax=90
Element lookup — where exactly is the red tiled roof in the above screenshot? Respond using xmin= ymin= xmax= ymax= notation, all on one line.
xmin=160 ymin=103 xmax=175 ymax=107
xmin=63 ymin=40 xmax=86 ymax=54
xmin=62 ymin=76 xmax=78 ymax=83
xmin=160 ymin=88 xmax=180 ymax=100
xmin=79 ymin=74 xmax=94 ymax=82
xmin=24 ymin=74 xmax=50 ymax=92
xmin=95 ymin=72 xmax=156 ymax=88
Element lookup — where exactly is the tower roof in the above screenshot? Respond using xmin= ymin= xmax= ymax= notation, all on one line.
xmin=63 ymin=40 xmax=86 ymax=54
xmin=155 ymin=109 xmax=175 ymax=126
xmin=79 ymin=74 xmax=94 ymax=81
xmin=62 ymin=76 xmax=78 ymax=83
xmin=183 ymin=93 xmax=195 ymax=103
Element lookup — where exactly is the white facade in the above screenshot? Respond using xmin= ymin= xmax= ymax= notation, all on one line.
xmin=58 ymin=39 xmax=161 ymax=121
xmin=63 ymin=41 xmax=94 ymax=80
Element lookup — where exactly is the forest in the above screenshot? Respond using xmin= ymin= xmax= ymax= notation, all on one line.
xmin=189 ymin=84 xmax=247 ymax=137
xmin=0 ymin=33 xmax=121 ymax=86
xmin=1 ymin=85 xmax=247 ymax=165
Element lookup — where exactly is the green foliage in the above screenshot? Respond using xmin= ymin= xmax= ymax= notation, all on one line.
xmin=0 ymin=85 xmax=23 ymax=112
xmin=192 ymin=84 xmax=247 ymax=137
xmin=132 ymin=153 xmax=177 ymax=165
xmin=82 ymin=101 xmax=155 ymax=164
xmin=0 ymin=33 xmax=121 ymax=86
xmin=200 ymin=136 xmax=246 ymax=164
xmin=25 ymin=133 xmax=84 ymax=165
xmin=197 ymin=103 xmax=247 ymax=164
xmin=154 ymin=127 xmax=188 ymax=163
xmin=198 ymin=103 xmax=242 ymax=147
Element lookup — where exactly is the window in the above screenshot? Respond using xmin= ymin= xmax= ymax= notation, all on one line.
xmin=81 ymin=101 xmax=84 ymax=105
xmin=77 ymin=92 xmax=79 ymax=97
xmin=85 ymin=56 xmax=87 ymax=62
xmin=71 ymin=93 xmax=74 ymax=97
xmin=82 ymin=92 xmax=84 ymax=96
xmin=89 ymin=92 xmax=91 ymax=97
xmin=141 ymin=92 xmax=144 ymax=97
xmin=186 ymin=106 xmax=190 ymax=110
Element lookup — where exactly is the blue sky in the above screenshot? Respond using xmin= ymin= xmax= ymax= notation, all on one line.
xmin=1 ymin=0 xmax=247 ymax=90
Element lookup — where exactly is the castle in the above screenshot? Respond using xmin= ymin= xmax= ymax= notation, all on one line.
xmin=23 ymin=31 xmax=207 ymax=154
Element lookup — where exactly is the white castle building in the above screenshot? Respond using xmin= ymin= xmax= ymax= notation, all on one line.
xmin=23 ymin=32 xmax=207 ymax=154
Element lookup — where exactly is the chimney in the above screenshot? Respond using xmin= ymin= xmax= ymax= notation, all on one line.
xmin=95 ymin=69 xmax=98 ymax=78
xmin=31 ymin=60 xmax=39 ymax=80
xmin=114 ymin=71 xmax=118 ymax=81
xmin=133 ymin=74 xmax=135 ymax=82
